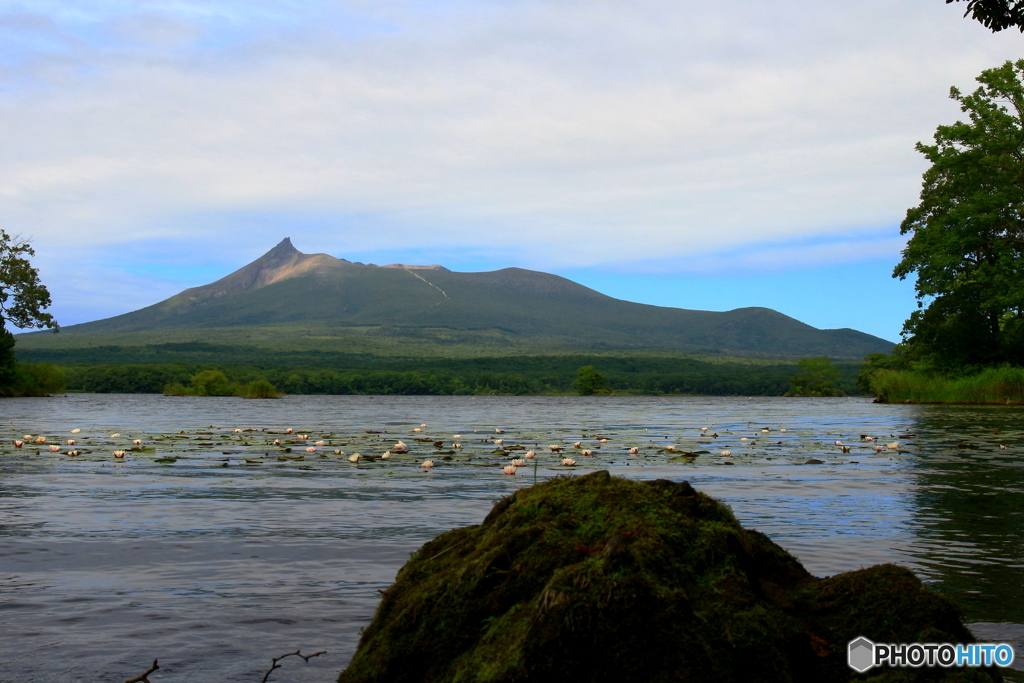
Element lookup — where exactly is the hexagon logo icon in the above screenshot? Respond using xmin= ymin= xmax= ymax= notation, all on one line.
xmin=848 ymin=637 xmax=875 ymax=673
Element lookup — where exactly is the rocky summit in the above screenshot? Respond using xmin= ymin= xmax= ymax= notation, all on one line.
xmin=338 ymin=471 xmax=998 ymax=683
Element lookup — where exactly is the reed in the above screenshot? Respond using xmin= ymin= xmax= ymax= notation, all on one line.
xmin=870 ymin=366 xmax=1024 ymax=404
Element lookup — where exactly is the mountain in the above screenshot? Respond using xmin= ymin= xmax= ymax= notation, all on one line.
xmin=31 ymin=238 xmax=892 ymax=358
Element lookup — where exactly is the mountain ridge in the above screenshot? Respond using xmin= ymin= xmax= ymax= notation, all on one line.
xmin=28 ymin=239 xmax=893 ymax=359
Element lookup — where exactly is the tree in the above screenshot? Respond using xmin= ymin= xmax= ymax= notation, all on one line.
xmin=946 ymin=0 xmax=1024 ymax=32
xmin=1 ymin=230 xmax=57 ymax=332
xmin=190 ymin=369 xmax=235 ymax=396
xmin=0 ymin=327 xmax=16 ymax=389
xmin=0 ymin=231 xmax=57 ymax=392
xmin=895 ymin=60 xmax=1024 ymax=370
xmin=785 ymin=357 xmax=844 ymax=397
xmin=575 ymin=365 xmax=610 ymax=396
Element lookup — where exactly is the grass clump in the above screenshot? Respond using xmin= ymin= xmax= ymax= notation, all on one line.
xmin=164 ymin=370 xmax=282 ymax=399
xmin=239 ymin=378 xmax=283 ymax=398
xmin=339 ymin=472 xmax=996 ymax=683
xmin=869 ymin=366 xmax=1024 ymax=404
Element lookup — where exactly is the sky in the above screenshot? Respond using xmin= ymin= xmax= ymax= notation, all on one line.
xmin=2 ymin=1 xmax=1021 ymax=343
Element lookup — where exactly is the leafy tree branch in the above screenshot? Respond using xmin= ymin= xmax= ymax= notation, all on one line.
xmin=946 ymin=0 xmax=1024 ymax=32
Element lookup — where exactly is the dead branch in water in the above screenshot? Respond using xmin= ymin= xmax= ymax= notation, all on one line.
xmin=261 ymin=650 xmax=327 ymax=683
xmin=124 ymin=659 xmax=159 ymax=683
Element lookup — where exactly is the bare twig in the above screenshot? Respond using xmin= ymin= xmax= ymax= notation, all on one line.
xmin=260 ymin=650 xmax=327 ymax=683
xmin=124 ymin=659 xmax=159 ymax=683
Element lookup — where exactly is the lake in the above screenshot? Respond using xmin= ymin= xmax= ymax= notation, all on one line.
xmin=1 ymin=394 xmax=1022 ymax=682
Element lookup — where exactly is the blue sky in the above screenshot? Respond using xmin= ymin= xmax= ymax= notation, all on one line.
xmin=2 ymin=1 xmax=1020 ymax=343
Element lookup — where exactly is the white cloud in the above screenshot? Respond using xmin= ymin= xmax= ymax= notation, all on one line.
xmin=0 ymin=0 xmax=1017 ymax=323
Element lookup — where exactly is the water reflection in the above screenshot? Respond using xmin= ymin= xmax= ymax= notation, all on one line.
xmin=903 ymin=406 xmax=1024 ymax=624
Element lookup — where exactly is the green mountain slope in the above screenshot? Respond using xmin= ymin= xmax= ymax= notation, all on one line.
xmin=23 ymin=238 xmax=893 ymax=358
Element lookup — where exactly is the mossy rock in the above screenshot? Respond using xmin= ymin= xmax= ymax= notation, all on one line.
xmin=338 ymin=471 xmax=999 ymax=683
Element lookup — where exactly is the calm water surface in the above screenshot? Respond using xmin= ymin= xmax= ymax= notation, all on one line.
xmin=1 ymin=394 xmax=1023 ymax=682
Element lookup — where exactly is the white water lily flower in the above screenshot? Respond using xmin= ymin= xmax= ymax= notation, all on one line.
xmin=560 ymin=458 xmax=576 ymax=466
xmin=421 ymin=460 xmax=434 ymax=469
xmin=502 ymin=465 xmax=517 ymax=475
xmin=349 ymin=453 xmax=361 ymax=463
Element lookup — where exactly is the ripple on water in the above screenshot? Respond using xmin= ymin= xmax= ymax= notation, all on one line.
xmin=1 ymin=395 xmax=1022 ymax=681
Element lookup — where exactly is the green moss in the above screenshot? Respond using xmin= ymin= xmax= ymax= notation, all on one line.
xmin=339 ymin=472 xmax=1000 ymax=683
